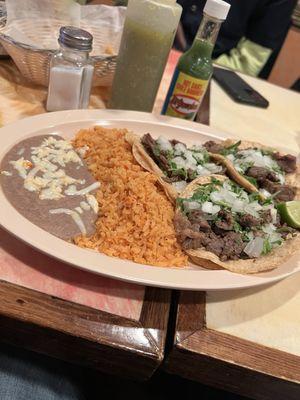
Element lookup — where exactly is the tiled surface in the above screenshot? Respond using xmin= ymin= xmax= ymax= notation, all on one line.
xmin=0 ymin=228 xmax=144 ymax=320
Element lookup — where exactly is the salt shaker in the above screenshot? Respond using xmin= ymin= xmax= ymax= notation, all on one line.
xmin=46 ymin=26 xmax=94 ymax=112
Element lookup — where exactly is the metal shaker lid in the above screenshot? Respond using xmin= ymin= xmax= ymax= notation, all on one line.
xmin=58 ymin=26 xmax=93 ymax=51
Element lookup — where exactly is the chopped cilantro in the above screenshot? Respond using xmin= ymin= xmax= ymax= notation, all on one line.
xmin=229 ymin=181 xmax=244 ymax=196
xmin=238 ymin=161 xmax=254 ymax=173
xmin=176 ymin=197 xmax=189 ymax=214
xmin=191 ymin=184 xmax=215 ymax=203
xmin=261 ymin=148 xmax=275 ymax=156
xmin=169 ymin=162 xmax=188 ymax=180
xmin=220 ymin=140 xmax=241 ymax=156
xmin=262 ymin=197 xmax=273 ymax=205
xmin=244 ymin=175 xmax=258 ymax=188
xmin=201 ymin=150 xmax=210 ymax=164
xmin=153 ymin=144 xmax=160 ymax=157
xmin=210 ymin=177 xmax=222 ymax=186
xmin=248 ymin=192 xmax=261 ymax=202
xmin=262 ymin=239 xmax=272 ymax=255
xmin=233 ymin=221 xmax=243 ymax=233
xmin=167 ymin=149 xmax=175 ymax=160
xmin=188 ymin=170 xmax=198 ymax=181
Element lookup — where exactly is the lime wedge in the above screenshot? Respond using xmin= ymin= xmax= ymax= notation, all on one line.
xmin=277 ymin=201 xmax=300 ymax=229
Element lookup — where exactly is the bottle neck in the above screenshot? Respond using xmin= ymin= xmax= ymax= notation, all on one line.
xmin=60 ymin=44 xmax=90 ymax=63
xmin=191 ymin=13 xmax=222 ymax=57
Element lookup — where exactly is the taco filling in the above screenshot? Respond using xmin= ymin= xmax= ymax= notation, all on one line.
xmin=141 ymin=134 xmax=223 ymax=192
xmin=175 ymin=177 xmax=296 ymax=261
xmin=203 ymin=140 xmax=297 ymax=201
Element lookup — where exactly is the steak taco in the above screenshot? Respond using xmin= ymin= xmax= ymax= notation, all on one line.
xmin=125 ymin=132 xmax=224 ymax=202
xmin=174 ymin=175 xmax=300 ymax=274
xmin=203 ymin=139 xmax=299 ymax=202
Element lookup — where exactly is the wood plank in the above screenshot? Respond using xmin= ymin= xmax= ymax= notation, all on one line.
xmin=0 ymin=280 xmax=171 ymax=380
xmin=165 ymin=291 xmax=300 ymax=399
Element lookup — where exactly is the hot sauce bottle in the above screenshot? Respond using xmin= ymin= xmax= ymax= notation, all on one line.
xmin=162 ymin=0 xmax=230 ymax=120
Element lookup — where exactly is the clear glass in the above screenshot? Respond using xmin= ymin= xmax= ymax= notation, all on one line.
xmin=109 ymin=0 xmax=182 ymax=112
xmin=46 ymin=44 xmax=94 ymax=112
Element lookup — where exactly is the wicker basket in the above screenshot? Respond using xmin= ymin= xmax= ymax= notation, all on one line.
xmin=0 ymin=17 xmax=119 ymax=87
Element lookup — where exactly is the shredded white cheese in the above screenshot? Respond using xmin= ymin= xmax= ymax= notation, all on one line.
xmin=80 ymin=201 xmax=91 ymax=211
xmin=86 ymin=194 xmax=99 ymax=213
xmin=49 ymin=208 xmax=86 ymax=235
xmin=77 ymin=145 xmax=89 ymax=158
xmin=9 ymin=157 xmax=31 ymax=179
xmin=65 ymin=182 xmax=101 ymax=196
xmin=1 ymin=170 xmax=12 ymax=176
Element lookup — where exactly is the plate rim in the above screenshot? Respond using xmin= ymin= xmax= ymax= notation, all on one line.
xmin=0 ymin=109 xmax=299 ymax=291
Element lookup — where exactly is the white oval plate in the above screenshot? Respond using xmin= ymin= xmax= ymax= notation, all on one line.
xmin=0 ymin=110 xmax=299 ymax=290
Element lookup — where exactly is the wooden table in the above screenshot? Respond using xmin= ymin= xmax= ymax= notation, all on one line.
xmin=160 ymin=59 xmax=300 ymax=400
xmin=0 ymin=53 xmax=300 ymax=393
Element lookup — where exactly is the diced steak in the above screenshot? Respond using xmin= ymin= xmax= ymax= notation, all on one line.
xmin=141 ymin=133 xmax=156 ymax=154
xmin=260 ymin=209 xmax=273 ymax=224
xmin=273 ymin=153 xmax=297 ymax=173
xmin=203 ymin=140 xmax=224 ymax=154
xmin=260 ymin=179 xmax=296 ymax=201
xmin=174 ymin=210 xmax=247 ymax=261
xmin=188 ymin=210 xmax=211 ymax=232
xmin=221 ymin=232 xmax=245 ymax=261
xmin=158 ymin=154 xmax=171 ymax=172
xmin=174 ymin=212 xmax=191 ymax=233
xmin=215 ymin=210 xmax=234 ymax=231
xmin=246 ymin=166 xmax=278 ymax=182
xmin=202 ymin=232 xmax=224 ymax=257
xmin=162 ymin=176 xmax=182 ymax=183
xmin=239 ymin=213 xmax=260 ymax=228
xmin=141 ymin=133 xmax=171 ymax=174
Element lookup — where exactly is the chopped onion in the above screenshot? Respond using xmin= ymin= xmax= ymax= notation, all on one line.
xmin=262 ymin=224 xmax=276 ymax=235
xmin=174 ymin=143 xmax=186 ymax=155
xmin=157 ymin=136 xmax=173 ymax=152
xmin=259 ymin=189 xmax=271 ymax=198
xmin=243 ymin=204 xmax=259 ymax=218
xmin=196 ymin=165 xmax=210 ymax=176
xmin=202 ymin=201 xmax=220 ymax=214
xmin=172 ymin=156 xmax=186 ymax=169
xmin=210 ymin=191 xmax=223 ymax=204
xmin=203 ymin=163 xmax=223 ymax=173
xmin=232 ymin=199 xmax=245 ymax=213
xmin=270 ymin=208 xmax=277 ymax=224
xmin=172 ymin=181 xmax=187 ymax=193
xmin=269 ymin=232 xmax=282 ymax=245
xmin=193 ymin=152 xmax=204 ymax=162
xmin=184 ymin=150 xmax=197 ymax=165
xmin=184 ymin=201 xmax=201 ymax=211
xmin=244 ymin=237 xmax=264 ymax=258
xmin=190 ymin=145 xmax=203 ymax=152
xmin=226 ymin=154 xmax=235 ymax=162
xmin=219 ymin=188 xmax=238 ymax=204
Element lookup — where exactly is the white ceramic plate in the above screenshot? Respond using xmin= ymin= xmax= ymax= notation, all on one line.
xmin=0 ymin=110 xmax=299 ymax=290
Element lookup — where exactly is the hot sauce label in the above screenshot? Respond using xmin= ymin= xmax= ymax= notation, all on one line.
xmin=162 ymin=70 xmax=209 ymax=120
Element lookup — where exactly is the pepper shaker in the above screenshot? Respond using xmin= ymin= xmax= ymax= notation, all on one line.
xmin=46 ymin=26 xmax=94 ymax=112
